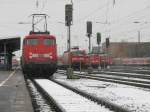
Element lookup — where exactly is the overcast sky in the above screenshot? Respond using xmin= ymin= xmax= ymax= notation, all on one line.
xmin=0 ymin=0 xmax=150 ymax=55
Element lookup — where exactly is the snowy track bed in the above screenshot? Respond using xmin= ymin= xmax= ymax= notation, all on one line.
xmin=26 ymin=79 xmax=56 ymax=112
xmin=35 ymin=79 xmax=113 ymax=112
xmin=54 ymin=72 xmax=150 ymax=112
xmin=107 ymin=66 xmax=150 ymax=74
xmin=75 ymin=72 xmax=150 ymax=89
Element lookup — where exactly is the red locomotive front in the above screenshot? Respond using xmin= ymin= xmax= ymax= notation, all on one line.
xmin=21 ymin=33 xmax=57 ymax=77
xmin=71 ymin=50 xmax=86 ymax=68
xmin=60 ymin=48 xmax=86 ymax=69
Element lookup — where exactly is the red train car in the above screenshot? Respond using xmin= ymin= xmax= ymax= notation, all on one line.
xmin=113 ymin=57 xmax=150 ymax=65
xmin=99 ymin=54 xmax=112 ymax=68
xmin=21 ymin=32 xmax=57 ymax=77
xmin=60 ymin=49 xmax=86 ymax=69
xmin=86 ymin=53 xmax=112 ymax=68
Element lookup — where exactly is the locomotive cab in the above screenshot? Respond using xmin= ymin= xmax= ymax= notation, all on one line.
xmin=21 ymin=33 xmax=57 ymax=77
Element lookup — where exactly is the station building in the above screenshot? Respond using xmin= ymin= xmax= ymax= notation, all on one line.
xmin=102 ymin=42 xmax=150 ymax=58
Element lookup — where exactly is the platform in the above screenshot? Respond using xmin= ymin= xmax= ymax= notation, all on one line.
xmin=0 ymin=69 xmax=34 ymax=112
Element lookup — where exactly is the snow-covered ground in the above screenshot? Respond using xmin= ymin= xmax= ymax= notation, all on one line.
xmin=53 ymin=73 xmax=150 ymax=112
xmin=36 ymin=79 xmax=112 ymax=112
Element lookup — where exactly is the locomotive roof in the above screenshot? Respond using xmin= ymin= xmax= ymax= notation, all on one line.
xmin=25 ymin=34 xmax=56 ymax=39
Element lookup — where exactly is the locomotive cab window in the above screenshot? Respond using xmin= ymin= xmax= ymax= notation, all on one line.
xmin=72 ymin=51 xmax=85 ymax=56
xmin=44 ymin=38 xmax=55 ymax=45
xmin=26 ymin=39 xmax=38 ymax=45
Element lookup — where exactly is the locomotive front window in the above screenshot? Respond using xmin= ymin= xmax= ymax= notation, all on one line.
xmin=44 ymin=39 xmax=55 ymax=45
xmin=26 ymin=39 xmax=38 ymax=45
xmin=72 ymin=51 xmax=85 ymax=56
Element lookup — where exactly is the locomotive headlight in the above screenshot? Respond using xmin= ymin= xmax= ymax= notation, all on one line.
xmin=29 ymin=56 xmax=32 ymax=59
xmin=29 ymin=52 xmax=32 ymax=59
xmin=50 ymin=56 xmax=53 ymax=59
xmin=29 ymin=52 xmax=32 ymax=55
xmin=49 ymin=53 xmax=53 ymax=59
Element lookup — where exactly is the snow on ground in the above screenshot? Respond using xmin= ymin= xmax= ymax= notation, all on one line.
xmin=36 ymin=79 xmax=112 ymax=112
xmin=53 ymin=73 xmax=150 ymax=112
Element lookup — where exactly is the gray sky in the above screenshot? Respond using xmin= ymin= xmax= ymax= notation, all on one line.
xmin=0 ymin=0 xmax=150 ymax=55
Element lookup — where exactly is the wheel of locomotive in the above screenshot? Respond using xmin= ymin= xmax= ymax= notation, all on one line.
xmin=42 ymin=71 xmax=50 ymax=78
xmin=22 ymin=68 xmax=26 ymax=74
xmin=22 ymin=67 xmax=28 ymax=74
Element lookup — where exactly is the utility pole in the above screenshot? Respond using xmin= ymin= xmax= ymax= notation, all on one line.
xmin=137 ymin=30 xmax=141 ymax=57
xmin=97 ymin=32 xmax=101 ymax=71
xmin=138 ymin=30 xmax=140 ymax=43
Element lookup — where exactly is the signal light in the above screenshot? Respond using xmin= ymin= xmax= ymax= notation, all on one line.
xmin=106 ymin=38 xmax=110 ymax=48
xmin=87 ymin=21 xmax=92 ymax=35
xmin=97 ymin=32 xmax=101 ymax=45
xmin=65 ymin=4 xmax=73 ymax=26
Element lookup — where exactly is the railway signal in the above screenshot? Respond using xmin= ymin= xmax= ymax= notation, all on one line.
xmin=65 ymin=3 xmax=74 ymax=79
xmin=86 ymin=21 xmax=92 ymax=53
xmin=97 ymin=32 xmax=101 ymax=45
xmin=87 ymin=21 xmax=92 ymax=35
xmin=86 ymin=21 xmax=93 ymax=73
xmin=65 ymin=4 xmax=73 ymax=26
xmin=106 ymin=38 xmax=110 ymax=48
xmin=96 ymin=32 xmax=101 ymax=70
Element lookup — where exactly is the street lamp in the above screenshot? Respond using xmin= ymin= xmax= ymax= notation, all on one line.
xmin=96 ymin=21 xmax=110 ymax=24
xmin=133 ymin=21 xmax=150 ymax=57
xmin=133 ymin=21 xmax=143 ymax=43
xmin=133 ymin=21 xmax=143 ymax=57
xmin=57 ymin=21 xmax=65 ymax=24
xmin=18 ymin=22 xmax=31 ymax=24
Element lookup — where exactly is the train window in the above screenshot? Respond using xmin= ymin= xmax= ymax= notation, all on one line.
xmin=26 ymin=39 xmax=38 ymax=45
xmin=72 ymin=51 xmax=85 ymax=56
xmin=44 ymin=39 xmax=55 ymax=45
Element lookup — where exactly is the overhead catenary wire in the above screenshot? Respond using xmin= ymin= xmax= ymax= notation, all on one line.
xmin=94 ymin=5 xmax=150 ymax=41
xmin=35 ymin=0 xmax=47 ymax=13
xmin=74 ymin=3 xmax=108 ymax=24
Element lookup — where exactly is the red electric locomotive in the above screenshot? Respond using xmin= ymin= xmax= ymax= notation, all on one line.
xmin=85 ymin=53 xmax=112 ymax=69
xmin=61 ymin=47 xmax=86 ymax=69
xmin=21 ymin=14 xmax=57 ymax=78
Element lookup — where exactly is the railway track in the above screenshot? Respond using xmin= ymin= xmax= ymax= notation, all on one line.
xmin=24 ymin=68 xmax=150 ymax=112
xmin=56 ymin=69 xmax=150 ymax=112
xmin=108 ymin=66 xmax=150 ymax=74
xmin=93 ymin=71 xmax=150 ymax=79
xmin=25 ymin=79 xmax=61 ymax=112
xmin=25 ymin=76 xmax=131 ymax=112
xmin=75 ymin=73 xmax=150 ymax=89
xmin=57 ymin=69 xmax=150 ymax=89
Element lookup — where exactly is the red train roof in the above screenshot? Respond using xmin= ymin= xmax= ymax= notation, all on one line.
xmin=25 ymin=34 xmax=56 ymax=39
